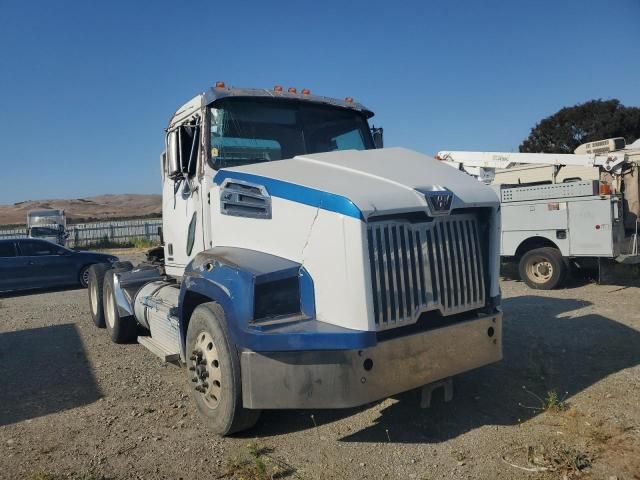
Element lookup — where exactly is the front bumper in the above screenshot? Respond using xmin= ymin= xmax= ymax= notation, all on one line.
xmin=241 ymin=310 xmax=502 ymax=409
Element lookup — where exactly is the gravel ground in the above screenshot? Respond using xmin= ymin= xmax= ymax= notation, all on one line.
xmin=1 ymin=253 xmax=639 ymax=480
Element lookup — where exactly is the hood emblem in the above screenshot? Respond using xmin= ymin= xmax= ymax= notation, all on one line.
xmin=420 ymin=187 xmax=454 ymax=215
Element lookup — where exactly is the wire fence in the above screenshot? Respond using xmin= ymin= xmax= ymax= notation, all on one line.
xmin=0 ymin=218 xmax=163 ymax=249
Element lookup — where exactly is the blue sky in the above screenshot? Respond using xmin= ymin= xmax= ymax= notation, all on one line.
xmin=0 ymin=0 xmax=638 ymax=204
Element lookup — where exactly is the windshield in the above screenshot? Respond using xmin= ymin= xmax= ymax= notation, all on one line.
xmin=209 ymin=99 xmax=373 ymax=169
xmin=29 ymin=226 xmax=63 ymax=236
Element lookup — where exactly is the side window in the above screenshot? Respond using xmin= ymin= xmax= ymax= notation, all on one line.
xmin=0 ymin=242 xmax=16 ymax=257
xmin=178 ymin=118 xmax=201 ymax=177
xmin=19 ymin=240 xmax=56 ymax=256
xmin=333 ymin=129 xmax=366 ymax=150
xmin=166 ymin=117 xmax=201 ymax=179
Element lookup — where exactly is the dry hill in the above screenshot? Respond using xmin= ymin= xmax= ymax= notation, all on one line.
xmin=0 ymin=194 xmax=162 ymax=225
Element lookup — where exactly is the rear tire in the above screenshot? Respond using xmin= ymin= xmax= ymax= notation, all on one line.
xmin=87 ymin=263 xmax=110 ymax=328
xmin=519 ymin=247 xmax=566 ymax=290
xmin=186 ymin=302 xmax=261 ymax=436
xmin=103 ymin=272 xmax=138 ymax=343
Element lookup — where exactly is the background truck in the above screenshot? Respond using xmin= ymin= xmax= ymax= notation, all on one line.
xmin=437 ymin=138 xmax=640 ymax=289
xmin=27 ymin=209 xmax=67 ymax=245
xmin=87 ymin=82 xmax=503 ymax=435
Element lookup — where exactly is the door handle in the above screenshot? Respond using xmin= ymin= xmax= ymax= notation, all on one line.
xmin=27 ymin=261 xmax=35 ymax=265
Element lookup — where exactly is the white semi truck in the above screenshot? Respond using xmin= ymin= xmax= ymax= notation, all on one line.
xmin=437 ymin=138 xmax=640 ymax=289
xmin=87 ymin=83 xmax=503 ymax=435
xmin=27 ymin=209 xmax=67 ymax=245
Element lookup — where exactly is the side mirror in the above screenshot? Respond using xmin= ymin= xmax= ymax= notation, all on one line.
xmin=371 ymin=126 xmax=384 ymax=149
xmin=166 ymin=130 xmax=181 ymax=179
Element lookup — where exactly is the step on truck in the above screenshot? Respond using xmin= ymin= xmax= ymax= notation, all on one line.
xmin=87 ymin=83 xmax=503 ymax=435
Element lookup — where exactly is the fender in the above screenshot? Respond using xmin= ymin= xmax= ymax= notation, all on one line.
xmin=178 ymin=247 xmax=376 ymax=359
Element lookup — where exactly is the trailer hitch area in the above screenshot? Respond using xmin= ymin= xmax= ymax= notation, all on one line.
xmin=420 ymin=377 xmax=454 ymax=408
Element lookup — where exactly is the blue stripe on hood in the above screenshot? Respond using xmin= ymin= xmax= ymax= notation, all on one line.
xmin=214 ymin=171 xmax=363 ymax=220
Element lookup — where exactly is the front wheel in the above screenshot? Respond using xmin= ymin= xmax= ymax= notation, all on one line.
xmin=518 ymin=247 xmax=566 ymax=290
xmin=186 ymin=302 xmax=261 ymax=436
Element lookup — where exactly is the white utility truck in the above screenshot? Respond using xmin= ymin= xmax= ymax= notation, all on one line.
xmin=27 ymin=209 xmax=67 ymax=245
xmin=87 ymin=83 xmax=503 ymax=435
xmin=437 ymin=138 xmax=640 ymax=289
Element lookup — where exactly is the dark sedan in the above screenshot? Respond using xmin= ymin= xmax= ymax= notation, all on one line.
xmin=0 ymin=238 xmax=118 ymax=293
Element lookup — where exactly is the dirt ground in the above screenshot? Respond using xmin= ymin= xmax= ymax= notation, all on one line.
xmin=1 ymin=253 xmax=639 ymax=480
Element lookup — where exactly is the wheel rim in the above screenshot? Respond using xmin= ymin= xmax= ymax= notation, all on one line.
xmin=104 ymin=282 xmax=116 ymax=329
xmin=90 ymin=278 xmax=98 ymax=315
xmin=190 ymin=331 xmax=222 ymax=409
xmin=526 ymin=255 xmax=553 ymax=284
xmin=81 ymin=268 xmax=90 ymax=287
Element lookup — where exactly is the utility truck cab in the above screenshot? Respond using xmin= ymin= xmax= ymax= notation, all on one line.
xmin=87 ymin=83 xmax=503 ymax=435
xmin=27 ymin=209 xmax=67 ymax=246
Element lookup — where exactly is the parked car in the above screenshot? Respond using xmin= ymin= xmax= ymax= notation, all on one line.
xmin=0 ymin=238 xmax=118 ymax=293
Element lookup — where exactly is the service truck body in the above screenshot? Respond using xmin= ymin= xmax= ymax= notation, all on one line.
xmin=88 ymin=85 xmax=503 ymax=434
xmin=438 ymin=139 xmax=640 ymax=288
xmin=499 ymin=181 xmax=627 ymax=258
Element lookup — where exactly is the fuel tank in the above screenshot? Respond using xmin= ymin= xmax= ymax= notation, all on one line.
xmin=133 ymin=281 xmax=180 ymax=352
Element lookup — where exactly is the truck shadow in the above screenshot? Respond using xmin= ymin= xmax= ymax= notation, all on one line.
xmin=0 ymin=324 xmax=102 ymax=427
xmin=252 ymin=295 xmax=640 ymax=443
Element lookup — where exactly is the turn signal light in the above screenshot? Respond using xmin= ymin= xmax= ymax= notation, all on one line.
xmin=215 ymin=81 xmax=225 ymax=89
xmin=288 ymin=87 xmax=297 ymax=93
xmin=599 ymin=182 xmax=611 ymax=195
xmin=301 ymin=88 xmax=311 ymax=95
xmin=273 ymin=85 xmax=283 ymax=92
xmin=345 ymin=96 xmax=354 ymax=103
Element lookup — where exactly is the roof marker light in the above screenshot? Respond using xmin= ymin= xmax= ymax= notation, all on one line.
xmin=273 ymin=85 xmax=283 ymax=92
xmin=345 ymin=96 xmax=354 ymax=103
xmin=301 ymin=88 xmax=311 ymax=95
xmin=215 ymin=81 xmax=225 ymax=89
xmin=288 ymin=87 xmax=297 ymax=93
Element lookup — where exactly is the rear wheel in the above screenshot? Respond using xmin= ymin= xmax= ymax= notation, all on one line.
xmin=87 ymin=263 xmax=110 ymax=328
xmin=103 ymin=272 xmax=138 ymax=343
xmin=186 ymin=302 xmax=261 ymax=435
xmin=519 ymin=247 xmax=566 ymax=290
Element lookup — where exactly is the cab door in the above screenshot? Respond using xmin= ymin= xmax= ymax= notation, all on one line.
xmin=162 ymin=115 xmax=205 ymax=276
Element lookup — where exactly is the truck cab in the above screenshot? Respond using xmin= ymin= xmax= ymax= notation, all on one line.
xmin=87 ymin=83 xmax=503 ymax=435
xmin=27 ymin=209 xmax=67 ymax=246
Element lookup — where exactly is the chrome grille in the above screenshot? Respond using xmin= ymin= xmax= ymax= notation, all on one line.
xmin=367 ymin=213 xmax=486 ymax=330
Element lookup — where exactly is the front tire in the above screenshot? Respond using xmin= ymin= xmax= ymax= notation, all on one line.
xmin=87 ymin=263 xmax=110 ymax=328
xmin=519 ymin=247 xmax=566 ymax=290
xmin=103 ymin=272 xmax=138 ymax=343
xmin=186 ymin=302 xmax=261 ymax=436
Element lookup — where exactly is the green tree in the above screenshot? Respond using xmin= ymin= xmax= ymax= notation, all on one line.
xmin=519 ymin=99 xmax=640 ymax=153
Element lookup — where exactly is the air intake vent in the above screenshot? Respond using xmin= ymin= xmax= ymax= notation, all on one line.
xmin=220 ymin=180 xmax=271 ymax=219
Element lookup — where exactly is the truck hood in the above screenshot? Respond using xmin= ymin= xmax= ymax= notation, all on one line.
xmin=220 ymin=147 xmax=499 ymax=219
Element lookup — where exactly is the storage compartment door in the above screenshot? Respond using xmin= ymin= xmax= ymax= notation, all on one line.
xmin=567 ymin=199 xmax=614 ymax=256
